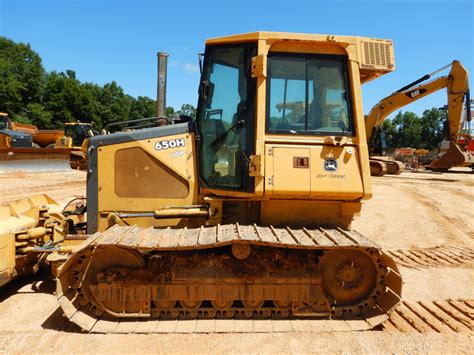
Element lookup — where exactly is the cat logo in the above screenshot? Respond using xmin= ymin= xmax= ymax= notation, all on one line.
xmin=324 ymin=159 xmax=338 ymax=172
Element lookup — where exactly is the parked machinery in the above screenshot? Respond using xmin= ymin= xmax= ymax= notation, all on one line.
xmin=0 ymin=113 xmax=71 ymax=172
xmin=0 ymin=112 xmax=34 ymax=149
xmin=0 ymin=115 xmax=94 ymax=172
xmin=52 ymin=122 xmax=95 ymax=170
xmin=365 ymin=60 xmax=471 ymax=175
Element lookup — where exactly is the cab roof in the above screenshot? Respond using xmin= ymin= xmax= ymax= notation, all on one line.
xmin=206 ymin=31 xmax=395 ymax=84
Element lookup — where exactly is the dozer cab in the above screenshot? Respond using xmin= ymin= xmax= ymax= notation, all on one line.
xmin=1 ymin=32 xmax=402 ymax=333
xmin=53 ymin=122 xmax=95 ymax=170
xmin=54 ymin=122 xmax=93 ymax=149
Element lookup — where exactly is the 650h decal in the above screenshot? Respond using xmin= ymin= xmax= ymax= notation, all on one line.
xmin=154 ymin=138 xmax=185 ymax=151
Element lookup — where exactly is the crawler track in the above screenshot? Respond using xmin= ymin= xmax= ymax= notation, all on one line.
xmin=57 ymin=224 xmax=402 ymax=333
xmin=384 ymin=299 xmax=473 ymax=333
xmin=386 ymin=246 xmax=474 ymax=269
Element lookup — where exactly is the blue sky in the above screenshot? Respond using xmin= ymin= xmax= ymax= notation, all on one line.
xmin=0 ymin=0 xmax=472 ymax=117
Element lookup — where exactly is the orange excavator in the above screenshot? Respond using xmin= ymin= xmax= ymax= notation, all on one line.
xmin=365 ymin=60 xmax=471 ymax=175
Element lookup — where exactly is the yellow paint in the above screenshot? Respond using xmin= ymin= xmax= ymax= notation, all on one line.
xmin=97 ymin=132 xmax=199 ymax=230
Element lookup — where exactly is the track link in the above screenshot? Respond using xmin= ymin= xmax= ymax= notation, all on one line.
xmin=58 ymin=298 xmax=473 ymax=334
xmin=384 ymin=299 xmax=473 ymax=333
xmin=387 ymin=246 xmax=474 ymax=269
xmin=57 ymin=224 xmax=402 ymax=333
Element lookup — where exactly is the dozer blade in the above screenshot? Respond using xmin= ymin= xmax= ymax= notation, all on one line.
xmin=57 ymin=224 xmax=402 ymax=333
xmin=0 ymin=194 xmax=63 ymax=287
xmin=70 ymin=150 xmax=87 ymax=170
xmin=0 ymin=148 xmax=72 ymax=173
xmin=427 ymin=143 xmax=474 ymax=170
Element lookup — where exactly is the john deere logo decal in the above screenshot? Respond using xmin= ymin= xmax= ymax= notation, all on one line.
xmin=324 ymin=159 xmax=338 ymax=172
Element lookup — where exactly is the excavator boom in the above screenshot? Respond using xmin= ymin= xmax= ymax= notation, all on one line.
xmin=365 ymin=60 xmax=470 ymax=174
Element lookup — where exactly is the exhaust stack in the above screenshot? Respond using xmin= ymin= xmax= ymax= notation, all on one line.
xmin=156 ymin=52 xmax=169 ymax=117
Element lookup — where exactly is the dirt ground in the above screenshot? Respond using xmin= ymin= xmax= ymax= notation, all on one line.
xmin=0 ymin=169 xmax=473 ymax=353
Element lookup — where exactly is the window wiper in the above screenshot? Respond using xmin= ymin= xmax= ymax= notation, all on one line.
xmin=210 ymin=120 xmax=245 ymax=152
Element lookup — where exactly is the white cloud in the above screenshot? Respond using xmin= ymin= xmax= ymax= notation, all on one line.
xmin=183 ymin=63 xmax=199 ymax=73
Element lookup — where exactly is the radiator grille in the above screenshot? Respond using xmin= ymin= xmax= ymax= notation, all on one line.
xmin=362 ymin=41 xmax=393 ymax=67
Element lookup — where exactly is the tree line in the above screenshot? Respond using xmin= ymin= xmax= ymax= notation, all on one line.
xmin=380 ymin=108 xmax=447 ymax=151
xmin=0 ymin=36 xmax=194 ymax=130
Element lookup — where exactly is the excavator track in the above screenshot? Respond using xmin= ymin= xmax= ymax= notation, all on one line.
xmin=370 ymin=158 xmax=404 ymax=176
xmin=57 ymin=224 xmax=402 ymax=333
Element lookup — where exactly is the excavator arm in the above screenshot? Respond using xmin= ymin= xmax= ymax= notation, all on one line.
xmin=365 ymin=60 xmax=470 ymax=151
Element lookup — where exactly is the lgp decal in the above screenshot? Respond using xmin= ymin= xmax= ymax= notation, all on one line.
xmin=154 ymin=138 xmax=185 ymax=151
xmin=171 ymin=150 xmax=185 ymax=158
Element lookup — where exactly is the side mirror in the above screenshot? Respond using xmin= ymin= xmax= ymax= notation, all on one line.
xmin=198 ymin=53 xmax=204 ymax=74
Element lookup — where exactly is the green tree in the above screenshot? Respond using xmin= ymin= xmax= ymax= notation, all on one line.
xmin=176 ymin=103 xmax=196 ymax=117
xmin=96 ymin=81 xmax=133 ymax=126
xmin=165 ymin=106 xmax=175 ymax=116
xmin=42 ymin=70 xmax=96 ymax=128
xmin=419 ymin=108 xmax=445 ymax=150
xmin=0 ymin=37 xmax=45 ymax=117
xmin=23 ymin=102 xmax=53 ymax=127
xmin=0 ymin=36 xmax=197 ymax=130
xmin=392 ymin=111 xmax=422 ymax=148
xmin=129 ymin=96 xmax=156 ymax=121
xmin=378 ymin=119 xmax=397 ymax=152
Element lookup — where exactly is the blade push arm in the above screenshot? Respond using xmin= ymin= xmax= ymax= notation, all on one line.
xmin=365 ymin=60 xmax=469 ymax=148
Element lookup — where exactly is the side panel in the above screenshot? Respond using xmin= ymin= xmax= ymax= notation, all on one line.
xmin=87 ymin=123 xmax=198 ymax=233
xmin=272 ymin=147 xmax=310 ymax=196
xmin=265 ymin=144 xmax=363 ymax=200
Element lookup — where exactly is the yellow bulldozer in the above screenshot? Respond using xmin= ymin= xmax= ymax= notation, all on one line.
xmin=0 ymin=114 xmax=93 ymax=172
xmin=52 ymin=121 xmax=95 ymax=170
xmin=0 ymin=112 xmax=71 ymax=172
xmin=1 ymin=32 xmax=404 ymax=333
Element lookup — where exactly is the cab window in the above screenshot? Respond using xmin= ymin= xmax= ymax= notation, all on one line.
xmin=196 ymin=43 xmax=256 ymax=191
xmin=267 ymin=53 xmax=354 ymax=136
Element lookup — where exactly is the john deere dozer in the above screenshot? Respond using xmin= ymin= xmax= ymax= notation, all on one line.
xmin=1 ymin=32 xmax=403 ymax=333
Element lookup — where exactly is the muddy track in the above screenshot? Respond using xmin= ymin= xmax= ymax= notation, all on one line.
xmin=61 ymin=299 xmax=473 ymax=334
xmin=387 ymin=245 xmax=474 ymax=269
xmin=383 ymin=299 xmax=473 ymax=333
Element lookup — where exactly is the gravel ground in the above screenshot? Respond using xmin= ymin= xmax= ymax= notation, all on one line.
xmin=0 ymin=169 xmax=473 ymax=353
